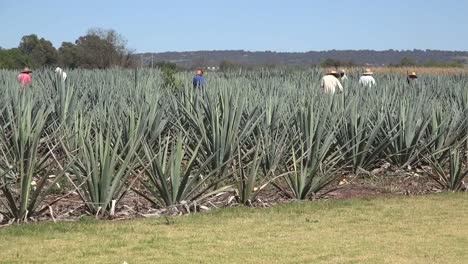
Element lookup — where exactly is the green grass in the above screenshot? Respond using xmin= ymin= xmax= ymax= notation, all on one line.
xmin=1 ymin=193 xmax=467 ymax=264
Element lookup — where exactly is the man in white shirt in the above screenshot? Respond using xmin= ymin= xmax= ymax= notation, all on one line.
xmin=55 ymin=67 xmax=67 ymax=82
xmin=55 ymin=67 xmax=67 ymax=81
xmin=359 ymin=68 xmax=376 ymax=87
xmin=321 ymin=70 xmax=343 ymax=94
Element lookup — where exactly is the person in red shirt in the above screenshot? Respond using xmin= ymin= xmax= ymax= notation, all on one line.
xmin=17 ymin=67 xmax=32 ymax=88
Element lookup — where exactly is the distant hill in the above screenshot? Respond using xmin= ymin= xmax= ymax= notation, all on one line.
xmin=137 ymin=50 xmax=468 ymax=68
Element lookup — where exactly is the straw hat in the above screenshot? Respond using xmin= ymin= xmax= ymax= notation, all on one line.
xmin=328 ymin=70 xmax=338 ymax=75
xmin=409 ymin=72 xmax=417 ymax=77
xmin=363 ymin=68 xmax=373 ymax=75
xmin=21 ymin=67 xmax=32 ymax=73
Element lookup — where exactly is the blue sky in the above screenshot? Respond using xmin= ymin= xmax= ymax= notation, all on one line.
xmin=0 ymin=0 xmax=467 ymax=52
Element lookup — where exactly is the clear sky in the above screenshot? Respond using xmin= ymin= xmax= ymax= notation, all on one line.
xmin=0 ymin=0 xmax=467 ymax=52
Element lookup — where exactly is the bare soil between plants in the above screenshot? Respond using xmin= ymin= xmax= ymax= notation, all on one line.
xmin=0 ymin=167 xmax=443 ymax=226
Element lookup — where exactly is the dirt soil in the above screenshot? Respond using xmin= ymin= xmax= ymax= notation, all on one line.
xmin=323 ymin=171 xmax=438 ymax=200
xmin=0 ymin=170 xmax=442 ymax=225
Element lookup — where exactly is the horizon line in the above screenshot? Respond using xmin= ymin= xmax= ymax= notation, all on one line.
xmin=136 ymin=49 xmax=468 ymax=54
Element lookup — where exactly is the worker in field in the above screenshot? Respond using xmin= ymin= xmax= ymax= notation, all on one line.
xmin=407 ymin=72 xmax=417 ymax=84
xmin=359 ymin=68 xmax=376 ymax=87
xmin=339 ymin=69 xmax=348 ymax=82
xmin=17 ymin=67 xmax=32 ymax=88
xmin=55 ymin=67 xmax=67 ymax=82
xmin=320 ymin=70 xmax=343 ymax=94
xmin=192 ymin=69 xmax=205 ymax=89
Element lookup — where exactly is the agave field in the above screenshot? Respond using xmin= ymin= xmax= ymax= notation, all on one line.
xmin=0 ymin=68 xmax=467 ymax=224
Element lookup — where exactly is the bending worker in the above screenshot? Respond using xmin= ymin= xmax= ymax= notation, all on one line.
xmin=17 ymin=67 xmax=32 ymax=88
xmin=192 ymin=69 xmax=205 ymax=89
xmin=320 ymin=70 xmax=343 ymax=94
xmin=407 ymin=72 xmax=417 ymax=84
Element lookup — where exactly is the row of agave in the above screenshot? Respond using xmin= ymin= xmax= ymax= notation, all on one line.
xmin=0 ymin=68 xmax=467 ymax=223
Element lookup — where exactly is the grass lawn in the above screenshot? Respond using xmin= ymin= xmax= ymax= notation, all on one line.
xmin=1 ymin=193 xmax=467 ymax=264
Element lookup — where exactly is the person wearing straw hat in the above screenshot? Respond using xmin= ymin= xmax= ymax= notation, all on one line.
xmin=407 ymin=71 xmax=417 ymax=84
xmin=359 ymin=68 xmax=376 ymax=88
xmin=192 ymin=69 xmax=205 ymax=89
xmin=320 ymin=70 xmax=343 ymax=94
xmin=17 ymin=67 xmax=32 ymax=88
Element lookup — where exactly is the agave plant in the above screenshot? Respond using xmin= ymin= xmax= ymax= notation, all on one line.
xmin=278 ymin=97 xmax=347 ymax=199
xmin=0 ymin=92 xmax=61 ymax=222
xmin=296 ymin=97 xmax=339 ymax=169
xmin=63 ymin=113 xmax=143 ymax=216
xmin=424 ymin=106 xmax=468 ymax=161
xmin=257 ymin=96 xmax=292 ymax=177
xmin=335 ymin=100 xmax=393 ymax=172
xmin=282 ymin=144 xmax=345 ymax=200
xmin=0 ymin=66 xmax=467 ymax=222
xmin=176 ymin=90 xmax=262 ymax=181
xmin=423 ymin=147 xmax=468 ymax=191
xmin=136 ymin=135 xmax=231 ymax=207
xmin=381 ymin=97 xmax=431 ymax=167
xmin=233 ymin=145 xmax=264 ymax=205
xmin=52 ymin=71 xmax=79 ymax=126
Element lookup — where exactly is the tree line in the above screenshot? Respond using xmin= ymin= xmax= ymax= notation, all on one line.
xmin=319 ymin=57 xmax=464 ymax=68
xmin=217 ymin=57 xmax=465 ymax=71
xmin=143 ymin=50 xmax=468 ymax=68
xmin=390 ymin=57 xmax=464 ymax=68
xmin=0 ymin=28 xmax=134 ymax=70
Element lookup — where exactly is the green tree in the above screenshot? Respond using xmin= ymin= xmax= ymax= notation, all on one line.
xmin=154 ymin=61 xmax=181 ymax=90
xmin=219 ymin=60 xmax=242 ymax=71
xmin=0 ymin=48 xmax=30 ymax=69
xmin=320 ymin=58 xmax=355 ymax=68
xmin=72 ymin=28 xmax=134 ymax=68
xmin=19 ymin=34 xmax=57 ymax=67
xmin=423 ymin=60 xmax=464 ymax=68
xmin=74 ymin=34 xmax=111 ymax=68
xmin=58 ymin=42 xmax=79 ymax=68
xmin=399 ymin=57 xmax=417 ymax=66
